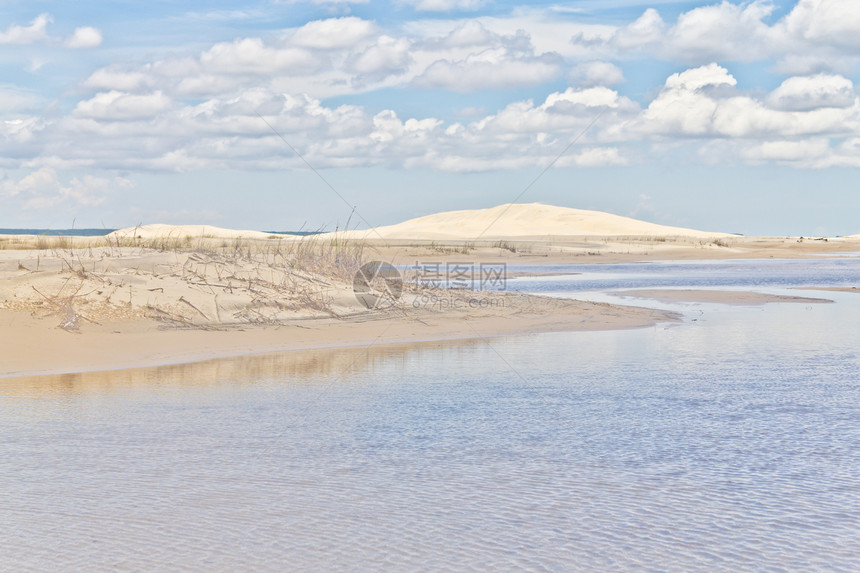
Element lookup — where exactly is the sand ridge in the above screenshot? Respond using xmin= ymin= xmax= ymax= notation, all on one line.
xmin=0 ymin=243 xmax=678 ymax=377
xmin=328 ymin=203 xmax=731 ymax=241
xmin=107 ymin=224 xmax=275 ymax=241
xmin=619 ymin=289 xmax=834 ymax=305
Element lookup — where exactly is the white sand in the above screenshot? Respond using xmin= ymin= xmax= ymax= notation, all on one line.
xmin=107 ymin=224 xmax=274 ymax=240
xmin=332 ymin=203 xmax=730 ymax=240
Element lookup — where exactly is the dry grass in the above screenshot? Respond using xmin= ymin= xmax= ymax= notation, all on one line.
xmin=2 ymin=233 xmax=370 ymax=330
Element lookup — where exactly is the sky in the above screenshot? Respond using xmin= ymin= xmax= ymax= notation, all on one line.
xmin=1 ymin=0 xmax=860 ymax=236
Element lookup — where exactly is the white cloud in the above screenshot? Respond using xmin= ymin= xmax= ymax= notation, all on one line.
xmin=665 ymin=0 xmax=776 ymax=62
xmin=348 ymin=36 xmax=413 ymax=83
xmin=783 ymin=0 xmax=860 ymax=49
xmin=81 ymin=16 xmax=584 ymax=99
xmin=85 ymin=68 xmax=156 ymax=92
xmin=430 ymin=20 xmax=497 ymax=48
xmin=665 ymin=63 xmax=737 ymax=91
xmin=0 ymin=13 xmax=51 ymax=45
xmin=200 ymin=38 xmax=323 ymax=75
xmin=6 ymin=0 xmax=860 ymax=180
xmin=743 ymin=138 xmax=831 ymax=163
xmin=66 ymin=26 xmax=102 ymax=48
xmin=73 ymin=91 xmax=173 ymax=121
xmin=607 ymin=8 xmax=665 ymax=51
xmin=13 ymin=62 xmax=860 ymax=174
xmin=768 ymin=74 xmax=856 ymax=111
xmin=401 ymin=0 xmax=488 ymax=11
xmin=600 ymin=2 xmax=778 ymax=62
xmin=414 ymin=31 xmax=563 ymax=91
xmin=568 ymin=61 xmax=624 ymax=87
xmin=558 ymin=147 xmax=627 ymax=167
xmin=568 ymin=0 xmax=860 ymax=74
xmin=290 ymin=17 xmax=377 ymax=49
xmin=629 ymin=64 xmax=860 ymax=158
xmin=1 ymin=166 xmax=56 ymax=198
xmin=1 ymin=167 xmax=132 ymax=208
xmin=415 ymin=52 xmax=561 ymax=91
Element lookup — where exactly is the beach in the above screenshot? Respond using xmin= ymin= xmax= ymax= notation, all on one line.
xmin=2 ymin=204 xmax=859 ymax=377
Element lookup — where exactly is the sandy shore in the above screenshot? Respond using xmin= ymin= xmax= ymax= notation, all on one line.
xmin=0 ymin=241 xmax=675 ymax=378
xmin=2 ymin=209 xmax=857 ymax=377
xmin=618 ymin=289 xmax=835 ymax=305
xmin=360 ymin=235 xmax=860 ymax=266
xmin=0 ymin=298 xmax=673 ymax=378
xmin=793 ymin=286 xmax=860 ymax=294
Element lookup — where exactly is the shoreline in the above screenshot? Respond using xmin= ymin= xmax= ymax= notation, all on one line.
xmin=617 ymin=289 xmax=835 ymax=305
xmin=3 ymin=232 xmax=857 ymax=380
xmin=0 ymin=299 xmax=678 ymax=379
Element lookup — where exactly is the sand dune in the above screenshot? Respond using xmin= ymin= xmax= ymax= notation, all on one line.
xmin=107 ymin=224 xmax=273 ymax=241
xmin=106 ymin=204 xmax=726 ymax=242
xmin=333 ymin=203 xmax=729 ymax=240
xmin=0 ymin=242 xmax=676 ymax=376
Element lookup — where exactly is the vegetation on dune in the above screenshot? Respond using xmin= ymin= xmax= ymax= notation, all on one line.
xmin=2 ymin=234 xmax=369 ymax=331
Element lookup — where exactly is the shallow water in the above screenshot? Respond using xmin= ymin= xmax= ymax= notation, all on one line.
xmin=2 ymin=259 xmax=860 ymax=571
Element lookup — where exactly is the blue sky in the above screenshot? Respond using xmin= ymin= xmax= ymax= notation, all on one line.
xmin=1 ymin=0 xmax=860 ymax=235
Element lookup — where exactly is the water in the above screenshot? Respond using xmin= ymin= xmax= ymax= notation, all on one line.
xmin=0 ymin=228 xmax=117 ymax=236
xmin=0 ymin=229 xmax=319 ymax=236
xmin=506 ymin=257 xmax=860 ymax=292
xmin=2 ymin=259 xmax=860 ymax=571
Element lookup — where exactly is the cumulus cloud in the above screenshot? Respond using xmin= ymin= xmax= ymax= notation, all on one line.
xmin=742 ymin=138 xmax=831 ymax=164
xmin=0 ymin=13 xmax=101 ymax=49
xmin=9 ymin=82 xmax=639 ymax=174
xmin=665 ymin=63 xmax=737 ymax=91
xmin=8 ymin=1 xmax=860 ymax=177
xmin=428 ymin=20 xmax=497 ymax=48
xmin=84 ymin=68 xmax=156 ymax=92
xmin=665 ymin=0 xmax=776 ymax=62
xmin=81 ymin=18 xmax=388 ymax=98
xmin=600 ymin=2 xmax=777 ymax=62
xmin=401 ymin=0 xmax=488 ymax=11
xmin=81 ymin=17 xmax=577 ymax=98
xmin=11 ymin=60 xmax=860 ymax=174
xmin=200 ymin=38 xmax=323 ymax=75
xmin=568 ymin=61 xmax=624 ymax=87
xmin=73 ymin=91 xmax=173 ymax=121
xmin=569 ymin=0 xmax=860 ymax=73
xmin=290 ymin=17 xmax=377 ymax=49
xmin=66 ymin=26 xmax=102 ymax=48
xmin=415 ymin=52 xmax=561 ymax=91
xmin=606 ymin=8 xmax=665 ymax=52
xmin=783 ymin=0 xmax=860 ymax=50
xmin=414 ymin=30 xmax=563 ymax=91
xmin=1 ymin=166 xmax=56 ymax=198
xmin=0 ymin=13 xmax=51 ymax=45
xmin=1 ymin=167 xmax=133 ymax=208
xmin=767 ymin=74 xmax=857 ymax=111
xmin=636 ymin=64 xmax=854 ymax=138
xmin=348 ymin=36 xmax=413 ymax=84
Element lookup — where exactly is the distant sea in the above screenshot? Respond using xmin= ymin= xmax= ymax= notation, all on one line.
xmin=0 ymin=229 xmax=115 ymax=236
xmin=0 ymin=229 xmax=321 ymax=236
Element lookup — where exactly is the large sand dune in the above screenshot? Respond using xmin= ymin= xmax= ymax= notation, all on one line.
xmin=335 ymin=203 xmax=729 ymax=240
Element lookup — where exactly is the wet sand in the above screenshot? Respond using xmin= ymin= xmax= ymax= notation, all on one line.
xmin=619 ymin=289 xmax=834 ymax=305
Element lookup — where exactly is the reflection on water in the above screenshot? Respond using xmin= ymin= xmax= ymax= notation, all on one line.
xmin=1 ymin=340 xmax=480 ymax=398
xmin=2 ymin=260 xmax=860 ymax=571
